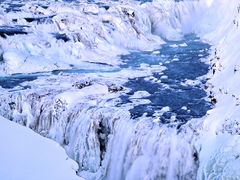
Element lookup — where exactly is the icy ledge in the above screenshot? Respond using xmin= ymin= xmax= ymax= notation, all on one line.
xmin=0 ymin=0 xmax=207 ymax=74
xmin=0 ymin=74 xmax=200 ymax=180
xmin=0 ymin=116 xmax=83 ymax=180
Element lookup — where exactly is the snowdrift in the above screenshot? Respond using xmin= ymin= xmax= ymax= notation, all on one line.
xmin=0 ymin=116 xmax=82 ymax=180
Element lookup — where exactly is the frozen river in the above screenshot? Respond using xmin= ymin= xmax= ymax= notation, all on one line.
xmin=0 ymin=34 xmax=211 ymax=124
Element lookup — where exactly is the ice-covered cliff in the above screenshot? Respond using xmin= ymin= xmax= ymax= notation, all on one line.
xmin=0 ymin=71 xmax=202 ymax=179
xmin=193 ymin=0 xmax=240 ymax=179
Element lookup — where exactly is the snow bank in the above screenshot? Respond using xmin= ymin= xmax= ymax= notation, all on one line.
xmin=0 ymin=116 xmax=82 ymax=180
xmin=193 ymin=0 xmax=240 ymax=179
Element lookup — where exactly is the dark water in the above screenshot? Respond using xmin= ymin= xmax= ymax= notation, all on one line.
xmin=0 ymin=74 xmax=38 ymax=89
xmin=119 ymin=34 xmax=212 ymax=123
xmin=0 ymin=65 xmax=119 ymax=89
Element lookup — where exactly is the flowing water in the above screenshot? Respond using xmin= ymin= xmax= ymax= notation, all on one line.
xmin=0 ymin=35 xmax=211 ymax=124
xmin=0 ymin=35 xmax=211 ymax=179
xmin=120 ymin=34 xmax=211 ymax=124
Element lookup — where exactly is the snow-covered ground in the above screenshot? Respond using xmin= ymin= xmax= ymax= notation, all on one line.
xmin=0 ymin=0 xmax=240 ymax=179
xmin=0 ymin=116 xmax=82 ymax=180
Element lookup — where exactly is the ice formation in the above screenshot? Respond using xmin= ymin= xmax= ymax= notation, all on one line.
xmin=0 ymin=0 xmax=240 ymax=179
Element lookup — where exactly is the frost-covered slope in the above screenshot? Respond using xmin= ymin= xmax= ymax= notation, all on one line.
xmin=0 ymin=116 xmax=82 ymax=180
xmin=193 ymin=0 xmax=240 ymax=179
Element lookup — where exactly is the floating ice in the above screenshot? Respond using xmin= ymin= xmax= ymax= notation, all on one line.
xmin=129 ymin=90 xmax=151 ymax=99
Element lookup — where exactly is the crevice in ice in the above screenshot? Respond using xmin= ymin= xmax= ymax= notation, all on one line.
xmin=97 ymin=114 xmax=111 ymax=163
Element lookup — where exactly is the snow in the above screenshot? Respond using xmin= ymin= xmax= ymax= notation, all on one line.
xmin=0 ymin=116 xmax=82 ymax=180
xmin=192 ymin=0 xmax=240 ymax=179
xmin=55 ymin=84 xmax=109 ymax=108
xmin=169 ymin=44 xmax=178 ymax=48
xmin=0 ymin=0 xmax=165 ymax=75
xmin=0 ymin=69 xmax=201 ymax=179
xmin=179 ymin=43 xmax=188 ymax=47
xmin=129 ymin=90 xmax=151 ymax=99
xmin=0 ymin=0 xmax=240 ymax=179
